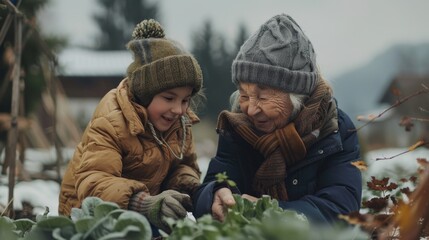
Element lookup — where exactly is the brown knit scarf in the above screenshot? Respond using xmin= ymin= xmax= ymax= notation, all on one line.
xmin=217 ymin=80 xmax=338 ymax=201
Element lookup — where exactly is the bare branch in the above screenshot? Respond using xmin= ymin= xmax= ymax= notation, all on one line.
xmin=419 ymin=107 xmax=429 ymax=113
xmin=408 ymin=117 xmax=429 ymax=122
xmin=0 ymin=197 xmax=14 ymax=217
xmin=1 ymin=0 xmax=22 ymax=17
xmin=351 ymin=86 xmax=429 ymax=132
xmin=376 ymin=141 xmax=429 ymax=161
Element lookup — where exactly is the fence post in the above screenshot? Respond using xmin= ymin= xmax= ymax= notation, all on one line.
xmin=5 ymin=14 xmax=22 ymax=218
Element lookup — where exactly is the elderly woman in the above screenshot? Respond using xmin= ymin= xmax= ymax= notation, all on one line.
xmin=192 ymin=13 xmax=362 ymax=224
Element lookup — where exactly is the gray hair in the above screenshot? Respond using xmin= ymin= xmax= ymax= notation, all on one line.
xmin=229 ymin=90 xmax=241 ymax=113
xmin=289 ymin=93 xmax=306 ymax=119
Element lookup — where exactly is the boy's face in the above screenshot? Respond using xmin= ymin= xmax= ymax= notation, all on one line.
xmin=147 ymin=86 xmax=193 ymax=132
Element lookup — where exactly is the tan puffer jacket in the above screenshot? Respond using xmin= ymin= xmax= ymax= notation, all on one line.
xmin=58 ymin=79 xmax=201 ymax=216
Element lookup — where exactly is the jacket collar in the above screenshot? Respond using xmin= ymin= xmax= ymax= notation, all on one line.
xmin=307 ymin=130 xmax=343 ymax=160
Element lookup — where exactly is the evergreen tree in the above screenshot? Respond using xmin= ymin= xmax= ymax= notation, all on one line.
xmin=191 ymin=21 xmax=249 ymax=120
xmin=93 ymin=0 xmax=159 ymax=50
xmin=234 ymin=23 xmax=249 ymax=54
xmin=191 ymin=21 xmax=230 ymax=120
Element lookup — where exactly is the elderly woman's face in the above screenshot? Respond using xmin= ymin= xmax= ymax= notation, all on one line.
xmin=238 ymin=83 xmax=293 ymax=133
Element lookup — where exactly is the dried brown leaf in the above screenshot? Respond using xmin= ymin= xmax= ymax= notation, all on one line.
xmin=391 ymin=87 xmax=401 ymax=97
xmin=417 ymin=158 xmax=429 ymax=167
xmin=409 ymin=140 xmax=425 ymax=151
xmin=363 ymin=196 xmax=389 ymax=212
xmin=399 ymin=116 xmax=414 ymax=131
xmin=351 ymin=160 xmax=367 ymax=171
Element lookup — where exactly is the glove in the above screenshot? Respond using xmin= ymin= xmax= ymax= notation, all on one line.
xmin=128 ymin=190 xmax=192 ymax=233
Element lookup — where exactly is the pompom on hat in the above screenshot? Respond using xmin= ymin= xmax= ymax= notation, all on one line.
xmin=232 ymin=14 xmax=318 ymax=96
xmin=127 ymin=19 xmax=203 ymax=106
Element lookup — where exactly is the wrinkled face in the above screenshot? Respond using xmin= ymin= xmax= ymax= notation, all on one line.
xmin=147 ymin=86 xmax=193 ymax=132
xmin=238 ymin=83 xmax=294 ymax=133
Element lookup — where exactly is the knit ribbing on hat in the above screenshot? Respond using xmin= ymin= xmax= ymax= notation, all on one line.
xmin=232 ymin=14 xmax=318 ymax=95
xmin=130 ymin=55 xmax=203 ymax=106
xmin=232 ymin=60 xmax=317 ymax=95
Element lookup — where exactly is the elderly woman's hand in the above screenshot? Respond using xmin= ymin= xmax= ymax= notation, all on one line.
xmin=242 ymin=194 xmax=259 ymax=202
xmin=212 ymin=187 xmax=236 ymax=222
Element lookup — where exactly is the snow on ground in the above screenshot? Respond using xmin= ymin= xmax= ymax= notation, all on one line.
xmin=361 ymin=147 xmax=429 ymax=203
xmin=0 ymin=147 xmax=75 ymax=216
xmin=363 ymin=147 xmax=429 ymax=181
xmin=0 ymin=179 xmax=60 ymax=216
xmin=23 ymin=147 xmax=75 ymax=175
xmin=1 ymin=147 xmax=427 ymax=217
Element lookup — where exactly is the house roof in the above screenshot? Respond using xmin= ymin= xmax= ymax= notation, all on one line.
xmin=57 ymin=48 xmax=132 ymax=77
xmin=379 ymin=75 xmax=429 ymax=117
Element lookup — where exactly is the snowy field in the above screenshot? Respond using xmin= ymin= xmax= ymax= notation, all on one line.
xmin=363 ymin=147 xmax=428 ymax=181
xmin=0 ymin=146 xmax=428 ymax=217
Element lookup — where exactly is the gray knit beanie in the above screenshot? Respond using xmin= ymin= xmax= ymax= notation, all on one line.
xmin=232 ymin=14 xmax=318 ymax=95
xmin=127 ymin=19 xmax=203 ymax=106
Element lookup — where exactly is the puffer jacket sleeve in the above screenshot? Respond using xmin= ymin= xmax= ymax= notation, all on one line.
xmin=164 ymin=128 xmax=201 ymax=196
xmin=193 ymin=132 xmax=243 ymax=218
xmin=74 ymin=116 xmax=148 ymax=209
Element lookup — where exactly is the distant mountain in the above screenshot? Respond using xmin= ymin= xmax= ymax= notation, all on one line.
xmin=332 ymin=42 xmax=429 ymax=123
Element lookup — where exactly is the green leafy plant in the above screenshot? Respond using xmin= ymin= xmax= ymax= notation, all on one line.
xmin=166 ymin=194 xmax=368 ymax=240
xmin=0 ymin=191 xmax=369 ymax=240
xmin=215 ymin=171 xmax=237 ymax=187
xmin=0 ymin=197 xmax=152 ymax=240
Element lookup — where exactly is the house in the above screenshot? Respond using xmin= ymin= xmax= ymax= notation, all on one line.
xmin=57 ymin=48 xmax=132 ymax=129
xmin=362 ymin=75 xmax=429 ymax=150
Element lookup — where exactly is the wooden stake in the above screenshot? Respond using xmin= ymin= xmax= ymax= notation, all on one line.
xmin=5 ymin=15 xmax=22 ymax=218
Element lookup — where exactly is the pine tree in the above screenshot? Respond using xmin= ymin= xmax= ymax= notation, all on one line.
xmin=93 ymin=0 xmax=159 ymax=50
xmin=234 ymin=23 xmax=249 ymax=54
xmin=191 ymin=20 xmax=248 ymax=120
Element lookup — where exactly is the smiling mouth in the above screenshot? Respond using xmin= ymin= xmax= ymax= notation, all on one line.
xmin=254 ymin=119 xmax=268 ymax=124
xmin=163 ymin=116 xmax=176 ymax=122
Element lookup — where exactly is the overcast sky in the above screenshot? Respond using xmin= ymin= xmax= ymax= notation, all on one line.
xmin=38 ymin=0 xmax=429 ymax=79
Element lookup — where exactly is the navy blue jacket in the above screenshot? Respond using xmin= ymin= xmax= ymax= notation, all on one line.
xmin=193 ymin=108 xmax=362 ymax=224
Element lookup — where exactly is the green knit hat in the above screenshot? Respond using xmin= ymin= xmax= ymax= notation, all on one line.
xmin=126 ymin=19 xmax=203 ymax=106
